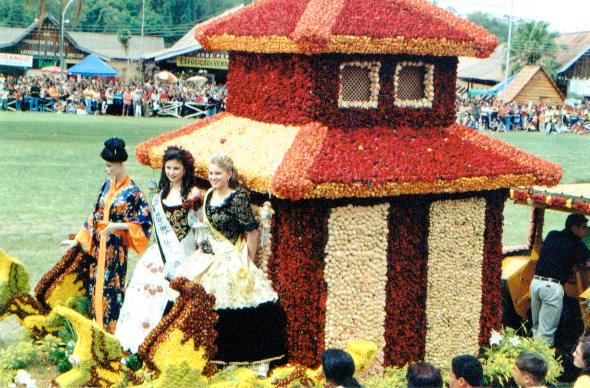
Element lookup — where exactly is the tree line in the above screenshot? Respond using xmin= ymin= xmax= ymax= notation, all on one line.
xmin=0 ymin=1 xmax=564 ymax=77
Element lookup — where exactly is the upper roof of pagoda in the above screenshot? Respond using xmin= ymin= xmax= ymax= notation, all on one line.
xmin=195 ymin=0 xmax=498 ymax=57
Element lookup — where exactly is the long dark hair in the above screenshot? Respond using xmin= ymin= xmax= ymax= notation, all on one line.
xmin=322 ymin=349 xmax=361 ymax=388
xmin=158 ymin=146 xmax=195 ymax=200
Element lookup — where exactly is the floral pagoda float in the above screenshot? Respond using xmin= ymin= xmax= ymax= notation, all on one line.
xmin=135 ymin=0 xmax=562 ymax=373
xmin=0 ymin=0 xmax=564 ymax=385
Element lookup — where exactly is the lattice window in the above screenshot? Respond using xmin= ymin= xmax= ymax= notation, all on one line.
xmin=338 ymin=61 xmax=381 ymax=109
xmin=394 ymin=61 xmax=435 ymax=108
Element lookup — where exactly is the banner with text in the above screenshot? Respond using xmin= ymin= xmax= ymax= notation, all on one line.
xmin=177 ymin=56 xmax=229 ymax=70
xmin=0 ymin=53 xmax=33 ymax=68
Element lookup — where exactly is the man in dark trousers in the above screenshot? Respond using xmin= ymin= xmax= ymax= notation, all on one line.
xmin=531 ymin=214 xmax=590 ymax=346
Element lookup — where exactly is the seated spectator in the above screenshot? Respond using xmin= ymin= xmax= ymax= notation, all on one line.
xmin=407 ymin=362 xmax=443 ymax=388
xmin=448 ymin=355 xmax=483 ymax=388
xmin=512 ymin=353 xmax=547 ymax=387
xmin=322 ymin=349 xmax=361 ymax=388
xmin=573 ymin=335 xmax=590 ymax=388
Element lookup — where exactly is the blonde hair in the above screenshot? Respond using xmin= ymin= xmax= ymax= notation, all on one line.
xmin=210 ymin=154 xmax=242 ymax=189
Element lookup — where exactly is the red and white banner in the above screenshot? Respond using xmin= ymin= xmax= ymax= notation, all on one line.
xmin=0 ymin=53 xmax=33 ymax=68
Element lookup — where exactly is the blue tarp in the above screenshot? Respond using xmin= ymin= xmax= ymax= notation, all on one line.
xmin=468 ymin=75 xmax=516 ymax=97
xmin=68 ymin=54 xmax=118 ymax=77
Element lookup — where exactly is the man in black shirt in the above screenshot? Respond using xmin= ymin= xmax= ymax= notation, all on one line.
xmin=531 ymin=214 xmax=590 ymax=346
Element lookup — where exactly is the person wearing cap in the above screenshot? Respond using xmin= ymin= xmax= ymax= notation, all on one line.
xmin=60 ymin=137 xmax=152 ymax=333
xmin=531 ymin=213 xmax=590 ymax=346
xmin=448 ymin=355 xmax=483 ymax=388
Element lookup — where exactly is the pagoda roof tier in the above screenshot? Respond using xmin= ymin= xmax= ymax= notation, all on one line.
xmin=136 ymin=113 xmax=561 ymax=200
xmin=196 ymin=0 xmax=498 ymax=58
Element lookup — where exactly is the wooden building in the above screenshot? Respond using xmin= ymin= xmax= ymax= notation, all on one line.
xmin=0 ymin=14 xmax=164 ymax=78
xmin=502 ymin=65 xmax=564 ymax=104
xmin=556 ymin=31 xmax=590 ymax=98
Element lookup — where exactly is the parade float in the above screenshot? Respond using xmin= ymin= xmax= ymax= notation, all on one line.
xmin=0 ymin=0 xmax=564 ymax=386
xmin=136 ymin=0 xmax=562 ymax=372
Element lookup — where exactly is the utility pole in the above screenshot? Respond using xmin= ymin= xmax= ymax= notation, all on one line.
xmin=140 ymin=0 xmax=146 ymax=81
xmin=502 ymin=0 xmax=515 ymax=102
xmin=59 ymin=0 xmax=76 ymax=72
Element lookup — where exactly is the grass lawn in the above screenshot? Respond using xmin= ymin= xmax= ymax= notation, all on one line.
xmin=1 ymin=113 xmax=589 ymax=350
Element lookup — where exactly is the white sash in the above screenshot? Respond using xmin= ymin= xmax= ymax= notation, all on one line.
xmin=152 ymin=192 xmax=185 ymax=279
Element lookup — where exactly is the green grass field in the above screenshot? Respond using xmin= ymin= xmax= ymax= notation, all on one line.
xmin=1 ymin=112 xmax=590 ymax=349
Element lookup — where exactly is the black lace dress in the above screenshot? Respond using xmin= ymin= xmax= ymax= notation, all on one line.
xmin=183 ymin=188 xmax=286 ymax=365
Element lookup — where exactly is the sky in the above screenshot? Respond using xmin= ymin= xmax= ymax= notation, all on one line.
xmin=436 ymin=0 xmax=590 ymax=34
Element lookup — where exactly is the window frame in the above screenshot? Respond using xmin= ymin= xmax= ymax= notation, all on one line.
xmin=338 ymin=61 xmax=381 ymax=109
xmin=393 ymin=61 xmax=435 ymax=108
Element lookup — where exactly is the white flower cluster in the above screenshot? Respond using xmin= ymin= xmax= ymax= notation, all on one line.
xmin=338 ymin=61 xmax=381 ymax=109
xmin=393 ymin=61 xmax=435 ymax=108
xmin=424 ymin=197 xmax=486 ymax=367
xmin=323 ymin=203 xmax=389 ymax=375
xmin=12 ymin=370 xmax=37 ymax=388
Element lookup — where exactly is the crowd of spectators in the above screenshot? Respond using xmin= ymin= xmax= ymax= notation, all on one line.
xmin=0 ymin=73 xmax=227 ymax=118
xmin=456 ymin=95 xmax=590 ymax=135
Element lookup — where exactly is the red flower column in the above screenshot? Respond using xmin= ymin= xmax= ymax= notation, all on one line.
xmin=384 ymin=200 xmax=430 ymax=366
xmin=268 ymin=201 xmax=330 ymax=367
xmin=479 ymin=190 xmax=508 ymax=347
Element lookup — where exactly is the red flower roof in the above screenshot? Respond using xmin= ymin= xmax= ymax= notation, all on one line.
xmin=196 ymin=0 xmax=498 ymax=57
xmin=136 ymin=113 xmax=562 ymax=200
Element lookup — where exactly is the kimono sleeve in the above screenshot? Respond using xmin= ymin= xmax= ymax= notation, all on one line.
xmin=123 ymin=188 xmax=152 ymax=254
xmin=75 ymin=181 xmax=106 ymax=252
xmin=230 ymin=189 xmax=259 ymax=233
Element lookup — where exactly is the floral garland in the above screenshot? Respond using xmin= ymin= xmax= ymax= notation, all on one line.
xmin=393 ymin=61 xmax=434 ymax=108
xmin=268 ymin=201 xmax=330 ymax=367
xmin=337 ymin=61 xmax=381 ymax=109
xmin=510 ymin=188 xmax=590 ymax=216
xmin=383 ymin=201 xmax=429 ymax=367
xmin=479 ymin=191 xmax=507 ymax=347
xmin=196 ymin=0 xmax=498 ymax=57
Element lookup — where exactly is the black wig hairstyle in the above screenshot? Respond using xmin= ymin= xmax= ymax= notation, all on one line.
xmin=100 ymin=137 xmax=128 ymax=163
xmin=158 ymin=145 xmax=196 ymax=200
xmin=322 ymin=349 xmax=361 ymax=388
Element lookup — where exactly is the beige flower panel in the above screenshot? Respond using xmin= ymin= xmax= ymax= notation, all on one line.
xmin=324 ymin=203 xmax=389 ymax=375
xmin=425 ymin=197 xmax=486 ymax=367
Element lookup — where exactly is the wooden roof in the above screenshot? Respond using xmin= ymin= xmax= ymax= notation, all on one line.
xmin=502 ymin=66 xmax=564 ymax=104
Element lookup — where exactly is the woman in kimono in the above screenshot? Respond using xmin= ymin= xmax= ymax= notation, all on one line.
xmin=61 ymin=137 xmax=152 ymax=333
xmin=115 ymin=146 xmax=201 ymax=353
xmin=177 ymin=154 xmax=285 ymax=376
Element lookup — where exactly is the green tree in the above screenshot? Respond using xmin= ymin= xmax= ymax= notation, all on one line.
xmin=507 ymin=21 xmax=563 ymax=78
xmin=467 ymin=11 xmax=512 ymax=42
xmin=118 ymin=28 xmax=132 ymax=73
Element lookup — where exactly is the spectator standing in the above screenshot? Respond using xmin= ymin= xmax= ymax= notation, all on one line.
xmin=512 ymin=353 xmax=548 ymax=388
xmin=122 ymin=88 xmax=132 ymax=116
xmin=448 ymin=355 xmax=483 ymax=388
xmin=407 ymin=362 xmax=443 ymax=388
xmin=531 ymin=214 xmax=590 ymax=346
